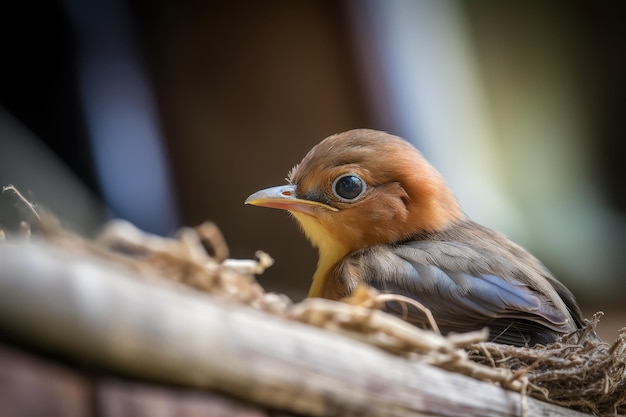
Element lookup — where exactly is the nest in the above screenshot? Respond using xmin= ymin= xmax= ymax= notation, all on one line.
xmin=2 ymin=185 xmax=626 ymax=417
xmin=468 ymin=315 xmax=626 ymax=416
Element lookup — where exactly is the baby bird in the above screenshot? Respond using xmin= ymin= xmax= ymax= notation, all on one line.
xmin=246 ymin=129 xmax=583 ymax=346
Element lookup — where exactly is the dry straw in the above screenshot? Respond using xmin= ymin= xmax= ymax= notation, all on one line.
xmin=2 ymin=184 xmax=625 ymax=416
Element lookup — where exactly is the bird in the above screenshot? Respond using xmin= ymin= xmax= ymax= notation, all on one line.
xmin=245 ymin=129 xmax=583 ymax=346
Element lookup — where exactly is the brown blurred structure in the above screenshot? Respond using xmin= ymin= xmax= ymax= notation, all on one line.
xmin=136 ymin=1 xmax=371 ymax=298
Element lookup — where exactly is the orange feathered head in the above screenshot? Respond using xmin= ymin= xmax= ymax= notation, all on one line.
xmin=246 ymin=129 xmax=464 ymax=263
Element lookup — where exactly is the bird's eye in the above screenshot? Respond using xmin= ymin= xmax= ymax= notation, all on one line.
xmin=332 ymin=173 xmax=366 ymax=201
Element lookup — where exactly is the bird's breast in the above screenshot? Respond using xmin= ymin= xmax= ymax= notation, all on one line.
xmin=291 ymin=212 xmax=354 ymax=299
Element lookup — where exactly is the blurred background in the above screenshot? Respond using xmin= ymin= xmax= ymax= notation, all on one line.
xmin=1 ymin=1 xmax=625 ymax=339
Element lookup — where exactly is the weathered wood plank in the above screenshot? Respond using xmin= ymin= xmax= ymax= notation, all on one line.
xmin=97 ymin=378 xmax=272 ymax=417
xmin=0 ymin=242 xmax=591 ymax=417
xmin=0 ymin=343 xmax=92 ymax=417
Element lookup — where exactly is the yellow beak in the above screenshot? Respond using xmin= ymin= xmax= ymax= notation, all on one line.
xmin=245 ymin=185 xmax=338 ymax=214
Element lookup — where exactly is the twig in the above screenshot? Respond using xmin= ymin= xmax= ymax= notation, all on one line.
xmin=2 ymin=184 xmax=41 ymax=222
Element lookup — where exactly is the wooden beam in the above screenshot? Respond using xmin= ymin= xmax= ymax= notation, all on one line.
xmin=97 ymin=377 xmax=274 ymax=417
xmin=0 ymin=242 xmax=590 ymax=417
xmin=0 ymin=344 xmax=91 ymax=417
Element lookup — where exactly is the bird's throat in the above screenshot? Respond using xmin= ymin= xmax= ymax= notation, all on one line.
xmin=290 ymin=212 xmax=350 ymax=299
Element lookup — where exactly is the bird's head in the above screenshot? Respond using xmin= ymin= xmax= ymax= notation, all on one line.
xmin=245 ymin=129 xmax=464 ymax=296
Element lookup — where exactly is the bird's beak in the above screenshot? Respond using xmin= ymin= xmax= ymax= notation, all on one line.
xmin=245 ymin=185 xmax=338 ymax=214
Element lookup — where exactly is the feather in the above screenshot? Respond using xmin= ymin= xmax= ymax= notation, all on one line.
xmin=334 ymin=220 xmax=582 ymax=346
xmin=246 ymin=129 xmax=583 ymax=346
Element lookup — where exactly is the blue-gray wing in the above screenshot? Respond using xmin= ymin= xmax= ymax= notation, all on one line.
xmin=337 ymin=241 xmax=577 ymax=346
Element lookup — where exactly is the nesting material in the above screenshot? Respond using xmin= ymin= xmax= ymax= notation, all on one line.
xmin=468 ymin=314 xmax=626 ymax=416
xmin=1 ymin=185 xmax=625 ymax=416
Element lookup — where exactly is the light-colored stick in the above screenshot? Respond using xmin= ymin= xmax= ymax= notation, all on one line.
xmin=0 ymin=242 xmax=590 ymax=417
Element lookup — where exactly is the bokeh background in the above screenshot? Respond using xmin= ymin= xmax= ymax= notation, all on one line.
xmin=1 ymin=1 xmax=625 ymax=339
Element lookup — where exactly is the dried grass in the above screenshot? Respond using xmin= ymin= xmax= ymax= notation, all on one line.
xmin=2 ymin=184 xmax=625 ymax=416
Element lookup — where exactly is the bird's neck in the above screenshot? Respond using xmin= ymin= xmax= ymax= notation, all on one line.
xmin=308 ymin=252 xmax=343 ymax=299
xmin=291 ymin=212 xmax=350 ymax=299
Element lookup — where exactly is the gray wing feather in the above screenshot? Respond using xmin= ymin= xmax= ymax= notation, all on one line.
xmin=338 ymin=241 xmax=576 ymax=346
